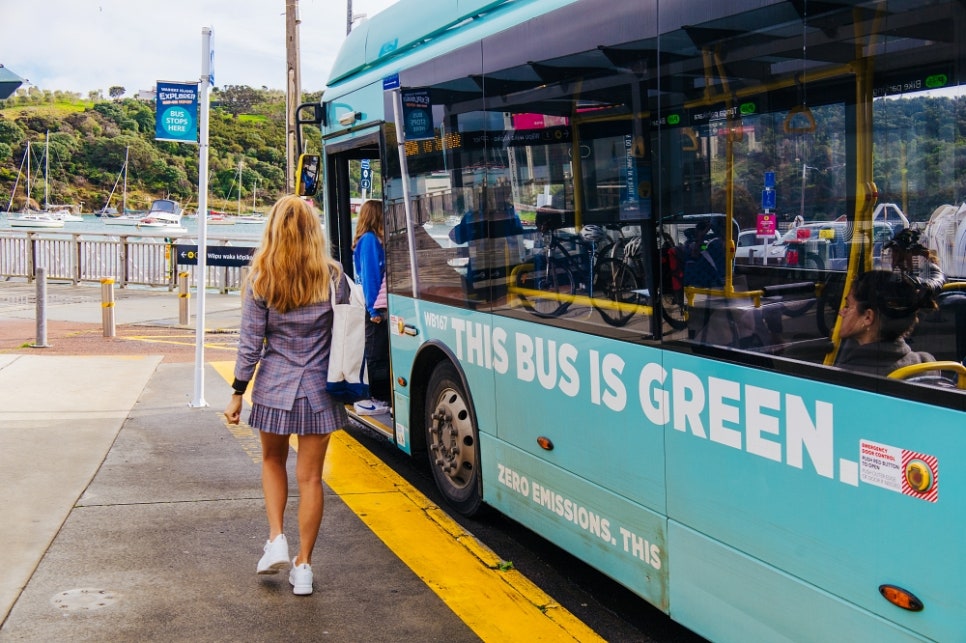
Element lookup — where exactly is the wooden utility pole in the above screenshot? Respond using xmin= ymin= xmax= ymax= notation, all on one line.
xmin=347 ymin=0 xmax=353 ymax=35
xmin=285 ymin=0 xmax=302 ymax=193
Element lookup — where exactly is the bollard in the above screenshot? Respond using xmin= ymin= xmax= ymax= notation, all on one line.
xmin=178 ymin=271 xmax=190 ymax=325
xmin=33 ymin=267 xmax=50 ymax=348
xmin=101 ymin=277 xmax=116 ymax=337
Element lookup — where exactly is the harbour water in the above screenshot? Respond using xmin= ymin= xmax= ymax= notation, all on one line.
xmin=0 ymin=213 xmax=265 ymax=241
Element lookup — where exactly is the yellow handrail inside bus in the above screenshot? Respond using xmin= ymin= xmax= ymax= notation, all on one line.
xmin=684 ymin=285 xmax=766 ymax=308
xmin=783 ymin=104 xmax=817 ymax=134
xmin=507 ymin=263 xmax=654 ymax=318
xmin=887 ymin=362 xmax=966 ymax=389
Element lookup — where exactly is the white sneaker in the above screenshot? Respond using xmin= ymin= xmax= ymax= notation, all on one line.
xmin=256 ymin=534 xmax=289 ymax=575
xmin=289 ymin=558 xmax=313 ymax=595
xmin=353 ymin=398 xmax=389 ymax=416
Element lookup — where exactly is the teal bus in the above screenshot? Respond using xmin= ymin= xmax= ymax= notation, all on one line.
xmin=298 ymin=0 xmax=966 ymax=639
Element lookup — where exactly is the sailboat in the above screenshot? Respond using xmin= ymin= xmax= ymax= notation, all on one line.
xmin=38 ymin=131 xmax=83 ymax=221
xmin=7 ymin=140 xmax=65 ymax=228
xmin=208 ymin=162 xmax=243 ymax=225
xmin=97 ymin=146 xmax=129 ymax=217
xmin=234 ymin=171 xmax=265 ymax=224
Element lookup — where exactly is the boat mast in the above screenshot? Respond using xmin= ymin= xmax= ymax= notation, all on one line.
xmin=24 ymin=140 xmax=31 ymax=212
xmin=122 ymin=146 xmax=129 ymax=214
xmin=237 ymin=161 xmax=242 ymax=216
xmin=44 ymin=130 xmax=50 ymax=211
xmin=5 ymin=146 xmax=28 ymax=213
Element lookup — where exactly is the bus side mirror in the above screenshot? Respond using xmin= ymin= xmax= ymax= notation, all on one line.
xmin=296 ymin=154 xmax=320 ymax=197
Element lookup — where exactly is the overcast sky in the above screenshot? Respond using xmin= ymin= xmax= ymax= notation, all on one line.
xmin=0 ymin=0 xmax=400 ymax=96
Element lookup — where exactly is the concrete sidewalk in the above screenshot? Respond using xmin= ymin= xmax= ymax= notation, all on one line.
xmin=0 ymin=357 xmax=481 ymax=642
xmin=0 ymin=282 xmax=480 ymax=641
xmin=0 ymin=281 xmax=600 ymax=642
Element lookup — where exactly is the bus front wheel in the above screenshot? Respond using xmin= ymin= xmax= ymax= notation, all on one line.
xmin=424 ymin=362 xmax=483 ymax=516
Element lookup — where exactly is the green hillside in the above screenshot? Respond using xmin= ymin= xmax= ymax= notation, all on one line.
xmin=0 ymin=86 xmax=320 ymax=213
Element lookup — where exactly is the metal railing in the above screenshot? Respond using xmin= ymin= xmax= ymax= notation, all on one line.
xmin=0 ymin=229 xmax=260 ymax=292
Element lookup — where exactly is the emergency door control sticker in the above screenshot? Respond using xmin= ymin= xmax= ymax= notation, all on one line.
xmin=859 ymin=440 xmax=938 ymax=503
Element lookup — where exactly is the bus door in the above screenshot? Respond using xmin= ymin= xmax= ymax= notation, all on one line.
xmin=321 ymin=133 xmax=393 ymax=440
xmin=322 ymin=132 xmax=382 ymax=277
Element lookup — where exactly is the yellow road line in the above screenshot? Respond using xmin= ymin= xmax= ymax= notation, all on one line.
xmin=210 ymin=361 xmax=602 ymax=642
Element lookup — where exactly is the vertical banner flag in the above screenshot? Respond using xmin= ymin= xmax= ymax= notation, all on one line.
xmin=401 ymin=88 xmax=434 ymax=140
xmin=155 ymin=81 xmax=200 ymax=143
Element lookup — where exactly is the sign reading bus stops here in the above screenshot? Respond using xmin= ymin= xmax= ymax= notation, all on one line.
xmin=401 ymin=88 xmax=434 ymax=140
xmin=176 ymin=244 xmax=255 ymax=267
xmin=155 ymin=81 xmax=199 ymax=143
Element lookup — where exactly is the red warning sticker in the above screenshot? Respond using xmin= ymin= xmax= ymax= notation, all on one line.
xmin=859 ymin=440 xmax=938 ymax=503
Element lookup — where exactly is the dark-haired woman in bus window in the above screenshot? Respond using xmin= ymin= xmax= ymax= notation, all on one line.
xmin=835 ymin=269 xmax=942 ymax=377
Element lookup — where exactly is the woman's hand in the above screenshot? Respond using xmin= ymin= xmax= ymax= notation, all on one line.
xmin=225 ymin=394 xmax=243 ymax=425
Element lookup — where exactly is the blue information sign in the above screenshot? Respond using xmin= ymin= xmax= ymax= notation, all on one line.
xmin=401 ymin=88 xmax=434 ymax=140
xmin=761 ymin=188 xmax=776 ymax=211
xmin=155 ymin=82 xmax=199 ymax=143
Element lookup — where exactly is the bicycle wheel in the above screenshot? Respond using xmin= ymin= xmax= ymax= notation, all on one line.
xmin=594 ymin=258 xmax=640 ymax=327
xmin=516 ymin=260 xmax=575 ymax=317
xmin=661 ymin=287 xmax=688 ymax=330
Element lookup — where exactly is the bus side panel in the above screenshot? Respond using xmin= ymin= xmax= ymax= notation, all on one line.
xmin=392 ymin=301 xmax=669 ymax=512
xmin=668 ymin=523 xmax=924 ymax=643
xmin=662 ymin=351 xmax=965 ymax=641
xmin=490 ymin=315 xmax=668 ymax=513
xmin=482 ymin=435 xmax=669 ymax=611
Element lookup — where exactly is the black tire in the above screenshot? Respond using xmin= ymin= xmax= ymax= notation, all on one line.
xmin=594 ymin=258 xmax=639 ymax=327
xmin=424 ymin=362 xmax=482 ymax=517
xmin=516 ymin=259 xmax=575 ymax=317
xmin=661 ymin=288 xmax=688 ymax=330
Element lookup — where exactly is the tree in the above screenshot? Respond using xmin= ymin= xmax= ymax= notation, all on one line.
xmin=217 ymin=85 xmax=260 ymax=117
xmin=0 ymin=119 xmax=25 ymax=146
xmin=109 ymin=86 xmax=126 ymax=100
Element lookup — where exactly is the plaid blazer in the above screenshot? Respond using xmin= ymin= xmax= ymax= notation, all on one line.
xmin=234 ymin=267 xmax=349 ymax=412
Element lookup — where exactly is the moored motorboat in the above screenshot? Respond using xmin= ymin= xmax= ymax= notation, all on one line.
xmin=105 ymin=198 xmax=184 ymax=231
xmin=8 ymin=212 xmax=66 ymax=228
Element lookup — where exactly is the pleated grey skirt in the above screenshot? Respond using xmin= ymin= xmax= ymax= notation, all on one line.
xmin=248 ymin=396 xmax=346 ymax=436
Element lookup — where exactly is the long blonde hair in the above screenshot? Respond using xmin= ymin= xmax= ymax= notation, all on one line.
xmin=248 ymin=195 xmax=341 ymax=313
xmin=352 ymin=199 xmax=385 ymax=250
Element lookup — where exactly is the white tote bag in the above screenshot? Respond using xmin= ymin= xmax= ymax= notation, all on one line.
xmin=326 ymin=274 xmax=369 ymax=401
